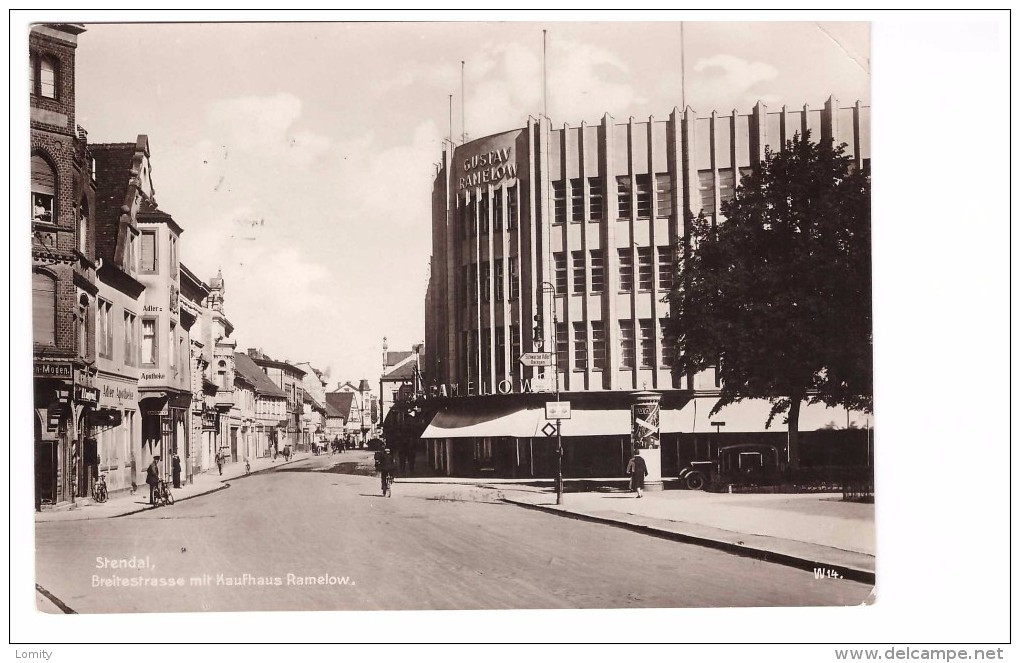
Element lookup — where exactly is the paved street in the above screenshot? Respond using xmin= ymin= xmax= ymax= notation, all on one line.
xmin=36 ymin=452 xmax=872 ymax=613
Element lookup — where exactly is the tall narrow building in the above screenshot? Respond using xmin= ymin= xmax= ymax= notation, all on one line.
xmin=31 ymin=24 xmax=98 ymax=509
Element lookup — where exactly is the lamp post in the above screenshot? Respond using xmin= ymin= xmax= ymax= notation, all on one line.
xmin=536 ymin=281 xmax=563 ymax=505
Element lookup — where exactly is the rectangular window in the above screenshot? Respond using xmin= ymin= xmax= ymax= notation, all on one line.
xmin=140 ymin=231 xmax=158 ymax=273
xmin=169 ymin=322 xmax=177 ymax=368
xmin=97 ymin=300 xmax=112 ymax=359
xmin=590 ymin=249 xmax=605 ymax=294
xmin=656 ymin=173 xmax=673 ymax=217
xmin=617 ymin=176 xmax=632 ymax=218
xmin=480 ymin=328 xmax=491 ymax=381
xmin=462 ymin=265 xmax=469 ymax=308
xmin=570 ymin=178 xmax=584 ymax=222
xmin=552 ymin=180 xmax=566 ymax=224
xmin=469 ymin=264 xmax=478 ymax=304
xmin=124 ymin=311 xmax=137 ymax=366
xmin=591 ymin=321 xmax=606 ymax=371
xmin=468 ymin=193 xmax=477 ymax=237
xmin=697 ymin=170 xmax=715 ymax=217
xmin=461 ymin=196 xmax=471 ymax=239
xmin=657 ymin=247 xmax=673 ymax=291
xmin=480 ymin=262 xmax=491 ymax=303
xmin=571 ymin=251 xmax=585 ymax=295
xmin=619 ymin=321 xmax=635 ymax=369
xmin=510 ymin=325 xmax=521 ymax=369
xmin=659 ymin=318 xmax=675 ymax=369
xmin=553 ymin=252 xmax=567 ymax=294
xmin=588 ymin=177 xmax=603 ymax=221
xmin=494 ymin=258 xmax=504 ymax=302
xmin=573 ymin=322 xmax=588 ymax=370
xmin=637 ymin=247 xmax=653 ymax=291
xmin=507 ymin=185 xmax=518 ymax=230
xmin=719 ymin=170 xmax=736 ymax=207
xmin=639 ymin=319 xmax=655 ymax=368
xmin=636 ymin=174 xmax=652 ymax=218
xmin=142 ymin=318 xmax=157 ymax=366
xmin=556 ymin=322 xmax=568 ymax=371
xmin=508 ymin=256 xmax=519 ymax=300
xmin=618 ymin=249 xmax=634 ymax=293
xmin=493 ymin=190 xmax=503 ymax=232
xmin=495 ymin=327 xmax=506 ymax=378
xmin=33 ymin=273 xmax=56 ymax=344
xmin=170 ymin=235 xmax=179 ymax=278
xmin=479 ymin=191 xmax=490 ymax=235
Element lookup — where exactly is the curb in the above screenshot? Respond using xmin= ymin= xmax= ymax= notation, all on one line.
xmin=501 ymin=497 xmax=875 ymax=585
xmin=41 ymin=455 xmax=307 ymax=522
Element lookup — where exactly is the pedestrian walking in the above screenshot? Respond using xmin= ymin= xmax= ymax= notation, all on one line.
xmin=146 ymin=457 xmax=160 ymax=505
xmin=216 ymin=449 xmax=224 ymax=476
xmin=172 ymin=454 xmax=182 ymax=488
xmin=626 ymin=451 xmax=648 ymax=498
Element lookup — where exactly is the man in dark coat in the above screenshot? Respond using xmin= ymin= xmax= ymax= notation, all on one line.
xmin=626 ymin=451 xmax=648 ymax=498
xmin=146 ymin=457 xmax=160 ymax=504
xmin=171 ymin=454 xmax=182 ymax=488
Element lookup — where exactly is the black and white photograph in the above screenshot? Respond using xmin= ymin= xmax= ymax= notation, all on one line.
xmin=10 ymin=9 xmax=1011 ymax=655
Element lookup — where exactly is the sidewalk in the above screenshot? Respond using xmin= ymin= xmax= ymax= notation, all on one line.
xmin=494 ymin=485 xmax=875 ymax=583
xmin=35 ymin=453 xmax=308 ymax=523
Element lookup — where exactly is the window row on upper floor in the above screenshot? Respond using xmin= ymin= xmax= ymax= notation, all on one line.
xmin=460 ymin=184 xmax=520 ymax=239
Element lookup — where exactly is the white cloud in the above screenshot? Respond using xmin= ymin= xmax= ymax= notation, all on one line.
xmin=689 ymin=54 xmax=780 ymax=112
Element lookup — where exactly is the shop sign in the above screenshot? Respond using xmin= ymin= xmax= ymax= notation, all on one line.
xmin=458 ymin=146 xmax=519 ymax=190
xmin=98 ymin=378 xmax=136 ymax=407
xmin=139 ymin=371 xmax=168 ymax=388
xmin=34 ymin=361 xmax=71 ymax=379
xmin=74 ymin=368 xmax=96 ymax=388
xmin=75 ymin=385 xmax=100 ymax=405
xmin=201 ymin=408 xmax=219 ymax=430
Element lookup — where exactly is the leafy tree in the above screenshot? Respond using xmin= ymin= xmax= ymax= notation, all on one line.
xmin=667 ymin=131 xmax=872 ymax=469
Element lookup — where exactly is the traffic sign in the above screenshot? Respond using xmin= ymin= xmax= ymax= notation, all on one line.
xmin=545 ymin=401 xmax=571 ymax=420
xmin=518 ymin=352 xmax=554 ymax=367
xmin=541 ymin=422 xmax=557 ymax=437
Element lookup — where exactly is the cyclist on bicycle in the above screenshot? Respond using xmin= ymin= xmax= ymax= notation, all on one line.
xmin=377 ymin=447 xmax=397 ymax=496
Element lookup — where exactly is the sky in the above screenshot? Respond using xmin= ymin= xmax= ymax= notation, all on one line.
xmin=73 ymin=20 xmax=870 ymax=385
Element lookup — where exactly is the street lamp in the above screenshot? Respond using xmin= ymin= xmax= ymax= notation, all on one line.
xmin=537 ymin=281 xmax=563 ymax=505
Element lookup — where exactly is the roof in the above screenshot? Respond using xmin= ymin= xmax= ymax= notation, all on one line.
xmin=325 ymin=392 xmax=355 ymax=419
xmin=382 ymin=361 xmax=417 ymax=382
xmin=304 ymin=392 xmax=326 ymax=412
xmin=91 ymin=142 xmax=137 ymax=266
xmin=248 ymin=352 xmax=307 ymax=376
xmin=233 ymin=352 xmax=287 ymax=398
xmin=324 ymin=402 xmax=345 ymax=419
xmin=384 ymin=351 xmax=413 ymax=368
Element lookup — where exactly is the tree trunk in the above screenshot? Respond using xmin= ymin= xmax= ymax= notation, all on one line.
xmin=787 ymin=396 xmax=802 ymax=471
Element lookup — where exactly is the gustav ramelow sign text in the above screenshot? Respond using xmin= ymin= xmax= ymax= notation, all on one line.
xmin=459 ymin=147 xmax=518 ymax=190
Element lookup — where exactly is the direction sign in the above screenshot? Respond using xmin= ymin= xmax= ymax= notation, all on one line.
xmin=518 ymin=352 xmax=554 ymax=367
xmin=545 ymin=401 xmax=571 ymax=420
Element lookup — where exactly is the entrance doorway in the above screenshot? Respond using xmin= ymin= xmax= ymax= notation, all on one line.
xmin=35 ymin=416 xmax=57 ymax=508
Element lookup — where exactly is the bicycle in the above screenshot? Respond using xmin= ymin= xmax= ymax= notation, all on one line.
xmin=92 ymin=473 xmax=108 ymax=503
xmin=155 ymin=476 xmax=175 ymax=506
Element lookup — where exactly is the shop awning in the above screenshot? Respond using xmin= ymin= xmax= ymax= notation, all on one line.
xmin=421 ymin=407 xmax=544 ymax=439
xmin=660 ymin=397 xmax=873 ymax=434
xmin=557 ymin=409 xmax=631 ymax=437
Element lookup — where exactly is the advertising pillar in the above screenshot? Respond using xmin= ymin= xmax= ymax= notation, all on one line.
xmin=631 ymin=391 xmax=663 ymax=491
